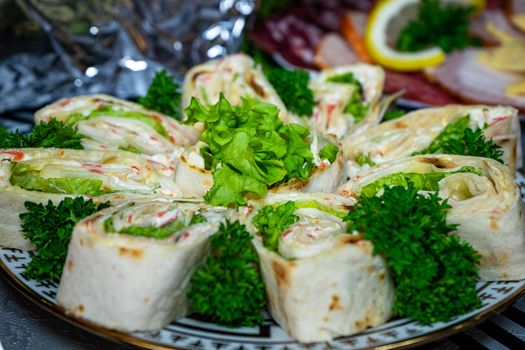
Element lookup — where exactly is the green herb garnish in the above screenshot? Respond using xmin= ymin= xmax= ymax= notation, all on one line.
xmin=119 ymin=220 xmax=186 ymax=240
xmin=138 ymin=70 xmax=182 ymax=120
xmin=188 ymin=221 xmax=266 ymax=327
xmin=396 ymin=0 xmax=481 ymax=53
xmin=252 ymin=201 xmax=299 ymax=251
xmin=20 ymin=198 xmax=111 ymax=281
xmin=319 ymin=144 xmax=339 ymax=163
xmin=345 ymin=102 xmax=368 ymax=123
xmin=0 ymin=119 xmax=83 ymax=149
xmin=414 ymin=116 xmax=504 ymax=162
xmin=359 ymin=166 xmax=482 ymax=198
xmin=185 ymin=95 xmax=314 ymax=207
xmin=268 ymin=69 xmax=314 ymax=116
xmin=67 ymin=106 xmax=169 ymax=138
xmin=344 ymin=183 xmax=480 ymax=324
xmin=10 ymin=163 xmax=113 ymax=197
xmin=189 ymin=212 xmax=207 ymax=225
xmin=327 ymin=72 xmax=368 ymax=123
xmin=355 ymin=154 xmax=376 ymax=167
xmin=383 ymin=108 xmax=406 ymax=121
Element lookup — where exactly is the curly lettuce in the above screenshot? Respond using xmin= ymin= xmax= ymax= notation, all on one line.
xmin=185 ymin=95 xmax=314 ymax=206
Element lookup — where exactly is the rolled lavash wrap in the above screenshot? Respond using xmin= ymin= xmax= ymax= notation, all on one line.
xmin=182 ymin=53 xmax=288 ymax=121
xmin=271 ymin=136 xmax=346 ymax=194
xmin=173 ymin=142 xmax=213 ymax=198
xmin=341 ymin=105 xmax=521 ymax=177
xmin=35 ymin=94 xmax=201 ymax=155
xmin=241 ymin=192 xmax=394 ymax=342
xmin=309 ymin=64 xmax=391 ymax=140
xmin=174 ymin=137 xmax=345 ymax=198
xmin=57 ymin=200 xmax=234 ymax=332
xmin=0 ymin=148 xmax=181 ymax=250
xmin=338 ymin=154 xmax=525 ymax=281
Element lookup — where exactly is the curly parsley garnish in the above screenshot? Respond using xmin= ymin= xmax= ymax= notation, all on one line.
xmin=0 ymin=118 xmax=83 ymax=149
xmin=344 ymin=183 xmax=480 ymax=324
xmin=139 ymin=70 xmax=182 ymax=119
xmin=383 ymin=108 xmax=406 ymax=121
xmin=20 ymin=197 xmax=111 ymax=281
xmin=188 ymin=221 xmax=266 ymax=327
xmin=268 ymin=69 xmax=314 ymax=117
xmin=414 ymin=116 xmax=504 ymax=163
xmin=396 ymin=0 xmax=481 ymax=53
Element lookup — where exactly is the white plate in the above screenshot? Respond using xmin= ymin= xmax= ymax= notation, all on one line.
xmin=1 ymin=170 xmax=525 ymax=349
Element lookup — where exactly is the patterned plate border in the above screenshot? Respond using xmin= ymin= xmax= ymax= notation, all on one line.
xmin=1 ymin=172 xmax=525 ymax=350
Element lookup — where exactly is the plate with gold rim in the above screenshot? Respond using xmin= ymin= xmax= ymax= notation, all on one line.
xmin=1 ymin=173 xmax=525 ymax=350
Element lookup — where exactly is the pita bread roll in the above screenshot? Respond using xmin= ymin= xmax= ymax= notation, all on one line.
xmin=0 ymin=148 xmax=181 ymax=250
xmin=173 ymin=143 xmax=213 ymax=198
xmin=245 ymin=193 xmax=394 ymax=342
xmin=309 ymin=64 xmax=386 ymax=139
xmin=35 ymin=94 xmax=200 ymax=155
xmin=183 ymin=54 xmax=288 ymax=121
xmin=339 ymin=154 xmax=525 ymax=281
xmin=57 ymin=201 xmax=233 ymax=332
xmin=271 ymin=137 xmax=345 ymax=194
xmin=342 ymin=105 xmax=521 ymax=176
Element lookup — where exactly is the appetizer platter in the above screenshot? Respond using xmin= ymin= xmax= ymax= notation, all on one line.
xmin=1 ymin=53 xmax=525 ymax=349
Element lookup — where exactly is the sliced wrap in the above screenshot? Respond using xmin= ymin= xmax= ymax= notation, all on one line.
xmin=35 ymin=94 xmax=200 ymax=155
xmin=271 ymin=136 xmax=345 ymax=194
xmin=243 ymin=192 xmax=394 ymax=342
xmin=309 ymin=64 xmax=387 ymax=139
xmin=57 ymin=201 xmax=233 ymax=332
xmin=338 ymin=154 xmax=525 ymax=281
xmin=173 ymin=143 xmax=213 ymax=198
xmin=0 ymin=148 xmax=181 ymax=250
xmin=182 ymin=53 xmax=288 ymax=121
xmin=341 ymin=105 xmax=521 ymax=176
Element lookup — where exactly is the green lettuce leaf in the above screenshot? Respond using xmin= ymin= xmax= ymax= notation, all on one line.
xmin=204 ymin=166 xmax=267 ymax=206
xmin=360 ymin=166 xmax=482 ymax=198
xmin=10 ymin=163 xmax=111 ymax=197
xmin=355 ymin=154 xmax=376 ymax=167
xmin=120 ymin=219 xmax=187 ymax=239
xmin=66 ymin=106 xmax=168 ymax=138
xmin=293 ymin=200 xmax=347 ymax=218
xmin=326 ymin=72 xmax=368 ymax=123
xmin=319 ymin=144 xmax=339 ymax=163
xmin=185 ymin=95 xmax=314 ymax=207
xmin=252 ymin=201 xmax=299 ymax=251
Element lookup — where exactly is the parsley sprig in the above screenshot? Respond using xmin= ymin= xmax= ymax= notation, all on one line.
xmin=0 ymin=118 xmax=83 ymax=149
xmin=344 ymin=183 xmax=480 ymax=324
xmin=188 ymin=221 xmax=266 ymax=327
xmin=396 ymin=0 xmax=481 ymax=53
xmin=268 ymin=69 xmax=314 ymax=117
xmin=20 ymin=197 xmax=111 ymax=281
xmin=139 ymin=70 xmax=182 ymax=120
xmin=383 ymin=108 xmax=405 ymax=121
xmin=414 ymin=116 xmax=504 ymax=163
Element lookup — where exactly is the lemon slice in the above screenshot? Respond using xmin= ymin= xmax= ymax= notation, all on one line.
xmin=365 ymin=0 xmax=485 ymax=72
